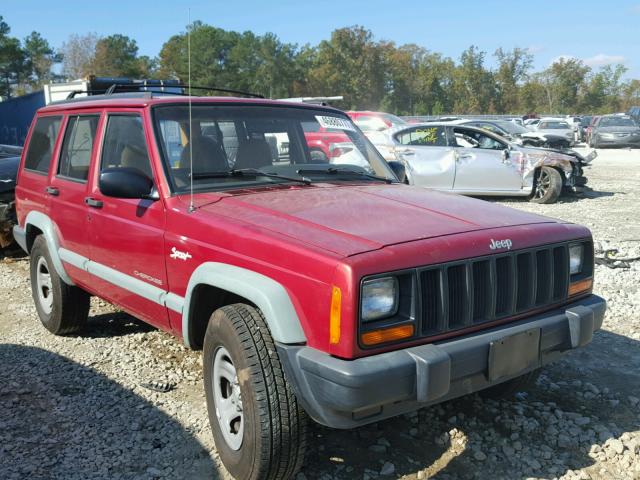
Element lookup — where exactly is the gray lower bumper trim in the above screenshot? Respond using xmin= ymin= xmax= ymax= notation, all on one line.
xmin=278 ymin=295 xmax=606 ymax=429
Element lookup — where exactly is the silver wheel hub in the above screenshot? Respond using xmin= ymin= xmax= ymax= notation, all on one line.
xmin=212 ymin=347 xmax=244 ymax=450
xmin=535 ymin=171 xmax=550 ymax=198
xmin=36 ymin=256 xmax=53 ymax=314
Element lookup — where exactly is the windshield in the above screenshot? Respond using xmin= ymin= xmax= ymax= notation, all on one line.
xmin=494 ymin=121 xmax=528 ymax=134
xmin=382 ymin=113 xmax=407 ymax=126
xmin=153 ymin=105 xmax=396 ymax=193
xmin=600 ymin=116 xmax=637 ymax=127
xmin=539 ymin=121 xmax=570 ymax=129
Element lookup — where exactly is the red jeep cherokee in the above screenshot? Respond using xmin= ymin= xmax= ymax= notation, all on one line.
xmin=14 ymin=93 xmax=605 ymax=480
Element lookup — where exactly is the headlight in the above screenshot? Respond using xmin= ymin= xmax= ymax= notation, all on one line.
xmin=569 ymin=244 xmax=584 ymax=275
xmin=361 ymin=277 xmax=399 ymax=321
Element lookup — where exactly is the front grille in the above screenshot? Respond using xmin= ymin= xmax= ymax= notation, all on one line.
xmin=418 ymin=242 xmax=572 ymax=337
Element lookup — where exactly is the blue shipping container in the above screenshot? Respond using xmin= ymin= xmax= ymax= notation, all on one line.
xmin=0 ymin=91 xmax=45 ymax=146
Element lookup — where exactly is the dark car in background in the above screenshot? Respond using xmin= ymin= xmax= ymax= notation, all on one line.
xmin=460 ymin=119 xmax=529 ymax=143
xmin=589 ymin=115 xmax=640 ymax=148
xmin=0 ymin=144 xmax=23 ymax=248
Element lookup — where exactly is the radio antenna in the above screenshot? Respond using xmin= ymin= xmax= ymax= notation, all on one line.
xmin=187 ymin=8 xmax=195 ymax=213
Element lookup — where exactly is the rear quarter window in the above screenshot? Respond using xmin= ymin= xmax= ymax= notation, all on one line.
xmin=24 ymin=116 xmax=62 ymax=173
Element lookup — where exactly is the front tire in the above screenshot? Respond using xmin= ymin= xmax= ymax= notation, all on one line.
xmin=530 ymin=166 xmax=563 ymax=204
xmin=203 ymin=304 xmax=307 ymax=480
xmin=29 ymin=235 xmax=90 ymax=335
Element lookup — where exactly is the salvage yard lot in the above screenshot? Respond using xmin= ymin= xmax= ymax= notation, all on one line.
xmin=1 ymin=148 xmax=639 ymax=480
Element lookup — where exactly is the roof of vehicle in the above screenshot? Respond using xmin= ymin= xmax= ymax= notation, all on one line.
xmin=387 ymin=122 xmax=509 ymax=140
xmin=38 ymin=93 xmax=344 ymax=115
xmin=538 ymin=117 xmax=569 ymax=122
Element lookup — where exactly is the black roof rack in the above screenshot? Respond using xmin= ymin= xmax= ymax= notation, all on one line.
xmin=48 ymin=78 xmax=264 ymax=105
xmin=103 ymin=82 xmax=264 ymax=99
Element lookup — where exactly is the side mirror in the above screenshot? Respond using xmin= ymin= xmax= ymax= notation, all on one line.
xmin=99 ymin=167 xmax=155 ymax=199
xmin=502 ymin=148 xmax=510 ymax=161
xmin=387 ymin=161 xmax=407 ymax=183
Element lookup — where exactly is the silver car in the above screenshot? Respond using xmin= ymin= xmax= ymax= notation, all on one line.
xmin=526 ymin=118 xmax=575 ymax=147
xmin=377 ymin=123 xmax=593 ymax=204
xmin=589 ymin=115 xmax=640 ymax=148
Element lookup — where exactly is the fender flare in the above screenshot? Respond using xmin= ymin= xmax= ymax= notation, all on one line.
xmin=182 ymin=262 xmax=307 ymax=349
xmin=22 ymin=211 xmax=75 ymax=285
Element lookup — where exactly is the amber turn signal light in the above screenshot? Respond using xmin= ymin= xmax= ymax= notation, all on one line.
xmin=568 ymin=278 xmax=593 ymax=296
xmin=361 ymin=324 xmax=414 ymax=346
xmin=329 ymin=286 xmax=341 ymax=345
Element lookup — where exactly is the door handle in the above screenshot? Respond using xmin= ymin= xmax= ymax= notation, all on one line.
xmin=84 ymin=197 xmax=103 ymax=209
xmin=45 ymin=186 xmax=59 ymax=196
xmin=398 ymin=149 xmax=415 ymax=155
xmin=458 ymin=154 xmax=474 ymax=160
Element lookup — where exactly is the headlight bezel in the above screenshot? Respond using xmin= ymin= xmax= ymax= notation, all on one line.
xmin=568 ymin=240 xmax=595 ymax=296
xmin=358 ymin=271 xmax=417 ymax=348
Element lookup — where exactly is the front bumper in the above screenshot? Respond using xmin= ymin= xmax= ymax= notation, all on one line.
xmin=596 ymin=135 xmax=640 ymax=147
xmin=278 ymin=295 xmax=606 ymax=429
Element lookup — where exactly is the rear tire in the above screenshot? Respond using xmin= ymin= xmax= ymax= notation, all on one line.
xmin=29 ymin=235 xmax=90 ymax=335
xmin=530 ymin=166 xmax=563 ymax=204
xmin=203 ymin=304 xmax=307 ymax=480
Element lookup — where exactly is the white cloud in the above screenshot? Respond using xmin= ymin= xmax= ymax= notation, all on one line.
xmin=549 ymin=54 xmax=576 ymax=65
xmin=526 ymin=45 xmax=545 ymax=54
xmin=583 ymin=54 xmax=626 ymax=67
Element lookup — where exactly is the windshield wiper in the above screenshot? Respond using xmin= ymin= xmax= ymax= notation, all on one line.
xmin=192 ymin=168 xmax=312 ymax=185
xmin=296 ymin=167 xmax=394 ymax=184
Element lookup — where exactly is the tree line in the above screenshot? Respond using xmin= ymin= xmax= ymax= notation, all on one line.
xmin=1 ymin=15 xmax=639 ymax=115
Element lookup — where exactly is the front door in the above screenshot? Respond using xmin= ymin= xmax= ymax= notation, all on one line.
xmin=87 ymin=112 xmax=170 ymax=330
xmin=451 ymin=127 xmax=523 ymax=192
xmin=393 ymin=126 xmax=456 ymax=189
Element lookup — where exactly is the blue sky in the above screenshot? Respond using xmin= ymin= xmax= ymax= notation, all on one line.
xmin=4 ymin=0 xmax=640 ymax=78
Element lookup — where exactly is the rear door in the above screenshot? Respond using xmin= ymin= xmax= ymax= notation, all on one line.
xmin=451 ymin=127 xmax=522 ymax=192
xmin=393 ymin=126 xmax=455 ymax=189
xmin=49 ymin=113 xmax=101 ymax=285
xmin=16 ymin=115 xmax=63 ymax=228
xmin=87 ymin=111 xmax=170 ymax=330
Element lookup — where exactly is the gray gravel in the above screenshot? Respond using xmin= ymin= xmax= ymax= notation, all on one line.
xmin=1 ymin=147 xmax=639 ymax=479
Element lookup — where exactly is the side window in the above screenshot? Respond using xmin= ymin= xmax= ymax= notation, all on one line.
xmin=24 ymin=116 xmax=62 ymax=173
xmin=101 ymin=115 xmax=153 ymax=179
xmin=396 ymin=127 xmax=446 ymax=146
xmin=460 ymin=129 xmax=505 ymax=150
xmin=58 ymin=115 xmax=99 ymax=182
xmin=453 ymin=128 xmax=481 ymax=148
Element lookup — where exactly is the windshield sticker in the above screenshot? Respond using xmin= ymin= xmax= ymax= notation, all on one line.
xmin=315 ymin=116 xmax=356 ymax=132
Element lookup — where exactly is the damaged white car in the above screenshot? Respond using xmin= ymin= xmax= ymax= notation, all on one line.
xmin=377 ymin=123 xmax=594 ymax=204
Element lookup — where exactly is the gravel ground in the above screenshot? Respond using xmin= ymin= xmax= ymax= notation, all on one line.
xmin=1 ymin=147 xmax=639 ymax=480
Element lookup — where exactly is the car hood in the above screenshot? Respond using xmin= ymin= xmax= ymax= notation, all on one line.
xmin=517 ymin=146 xmax=577 ymax=162
xmin=0 ymin=156 xmax=20 ymax=195
xmin=192 ymin=185 xmax=557 ymax=257
xmin=535 ymin=129 xmax=572 ymax=135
